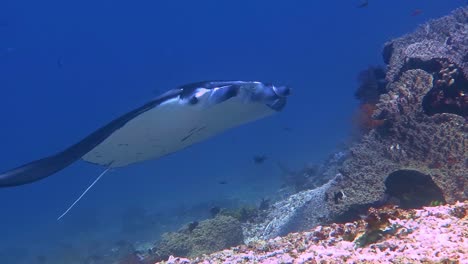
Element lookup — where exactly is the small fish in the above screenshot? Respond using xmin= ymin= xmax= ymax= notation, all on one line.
xmin=411 ymin=9 xmax=423 ymax=17
xmin=253 ymin=155 xmax=267 ymax=164
xmin=218 ymin=180 xmax=228 ymax=185
xmin=357 ymin=0 xmax=368 ymax=8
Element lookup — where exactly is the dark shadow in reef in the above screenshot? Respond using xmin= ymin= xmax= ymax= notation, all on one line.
xmin=333 ymin=169 xmax=445 ymax=224
xmin=384 ymin=169 xmax=446 ymax=209
xmin=355 ymin=66 xmax=388 ymax=105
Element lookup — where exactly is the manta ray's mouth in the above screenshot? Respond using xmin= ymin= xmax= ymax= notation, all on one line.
xmin=272 ymin=85 xmax=291 ymax=98
xmin=266 ymin=85 xmax=290 ymax=111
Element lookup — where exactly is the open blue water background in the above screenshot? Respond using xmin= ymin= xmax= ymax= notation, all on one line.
xmin=0 ymin=0 xmax=464 ymax=261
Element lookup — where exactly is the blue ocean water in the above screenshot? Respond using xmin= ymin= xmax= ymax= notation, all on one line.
xmin=0 ymin=0 xmax=464 ymax=262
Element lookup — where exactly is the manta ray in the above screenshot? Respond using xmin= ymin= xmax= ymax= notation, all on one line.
xmin=0 ymin=80 xmax=290 ymax=219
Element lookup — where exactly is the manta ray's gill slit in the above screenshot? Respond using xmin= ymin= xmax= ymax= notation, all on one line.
xmin=181 ymin=133 xmax=194 ymax=142
xmin=181 ymin=124 xmax=208 ymax=142
xmin=189 ymin=126 xmax=198 ymax=133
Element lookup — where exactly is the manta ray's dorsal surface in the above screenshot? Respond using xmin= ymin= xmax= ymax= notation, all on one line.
xmin=0 ymin=81 xmax=290 ymax=218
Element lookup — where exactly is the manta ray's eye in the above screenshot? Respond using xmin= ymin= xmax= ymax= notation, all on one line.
xmin=189 ymin=96 xmax=198 ymax=105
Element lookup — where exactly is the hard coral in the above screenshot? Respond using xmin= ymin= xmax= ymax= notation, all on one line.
xmin=152 ymin=215 xmax=243 ymax=261
xmin=384 ymin=7 xmax=468 ymax=83
xmin=354 ymin=205 xmax=406 ymax=248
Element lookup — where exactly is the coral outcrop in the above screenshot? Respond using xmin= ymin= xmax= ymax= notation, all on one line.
xmin=383 ymin=8 xmax=468 ymax=84
xmin=152 ymin=215 xmax=244 ymax=261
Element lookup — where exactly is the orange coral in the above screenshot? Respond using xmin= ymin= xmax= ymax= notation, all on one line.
xmin=353 ymin=103 xmax=385 ymax=133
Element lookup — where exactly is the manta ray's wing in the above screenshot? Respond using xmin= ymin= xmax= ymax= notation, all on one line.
xmin=0 ymin=89 xmax=182 ymax=187
xmin=80 ymin=82 xmax=253 ymax=168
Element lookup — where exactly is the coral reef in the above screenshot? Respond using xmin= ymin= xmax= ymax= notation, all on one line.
xmin=151 ymin=215 xmax=244 ymax=261
xmin=383 ymin=8 xmax=468 ymax=83
xmin=218 ymin=205 xmax=262 ymax=223
xmin=158 ymin=201 xmax=467 ymax=264
xmin=241 ymin=7 xmax=467 ymax=242
xmin=383 ymin=7 xmax=467 ymax=117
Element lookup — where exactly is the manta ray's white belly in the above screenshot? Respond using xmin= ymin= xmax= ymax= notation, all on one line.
xmin=81 ymin=97 xmax=274 ymax=167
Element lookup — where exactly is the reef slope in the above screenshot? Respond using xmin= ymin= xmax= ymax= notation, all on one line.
xmin=245 ymin=6 xmax=467 ymax=241
xmin=159 ymin=201 xmax=467 ymax=264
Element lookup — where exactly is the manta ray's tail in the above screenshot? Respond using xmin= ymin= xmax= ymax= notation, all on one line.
xmin=57 ymin=167 xmax=111 ymax=220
